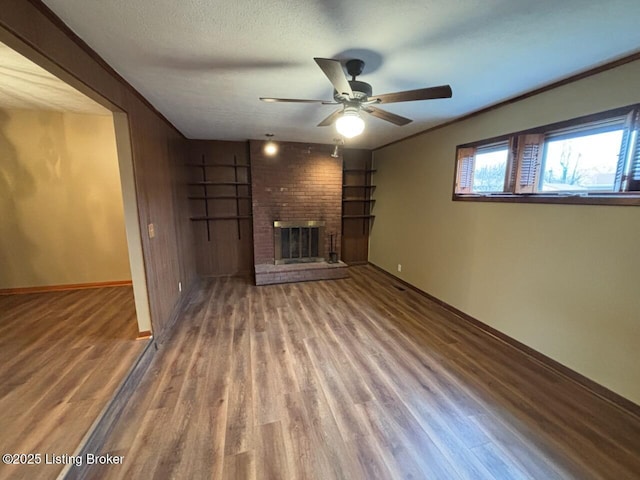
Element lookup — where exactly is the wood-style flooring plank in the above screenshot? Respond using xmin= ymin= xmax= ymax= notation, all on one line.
xmin=223 ymin=450 xmax=256 ymax=480
xmin=0 ymin=286 xmax=145 ymax=480
xmin=85 ymin=266 xmax=640 ymax=479
xmin=256 ymin=421 xmax=289 ymax=480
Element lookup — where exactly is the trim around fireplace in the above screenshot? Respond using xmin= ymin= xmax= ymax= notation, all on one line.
xmin=273 ymin=220 xmax=326 ymax=228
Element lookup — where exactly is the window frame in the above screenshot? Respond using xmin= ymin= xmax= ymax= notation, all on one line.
xmin=452 ymin=104 xmax=640 ymax=206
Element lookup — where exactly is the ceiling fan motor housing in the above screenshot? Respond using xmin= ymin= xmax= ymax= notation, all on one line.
xmin=346 ymin=59 xmax=365 ymax=77
xmin=334 ymin=80 xmax=372 ymax=102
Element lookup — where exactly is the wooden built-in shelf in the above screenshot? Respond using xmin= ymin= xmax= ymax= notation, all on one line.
xmin=188 ymin=195 xmax=252 ymax=200
xmin=189 ymin=181 xmax=250 ymax=186
xmin=187 ymin=156 xmax=251 ymax=241
xmin=185 ymin=163 xmax=250 ymax=168
xmin=341 ymin=150 xmax=375 ymax=262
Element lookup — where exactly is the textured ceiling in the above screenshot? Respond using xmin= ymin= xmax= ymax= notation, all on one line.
xmin=42 ymin=0 xmax=640 ymax=149
xmin=0 ymin=42 xmax=109 ymax=115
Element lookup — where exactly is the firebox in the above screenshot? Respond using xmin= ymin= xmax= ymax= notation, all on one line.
xmin=273 ymin=221 xmax=325 ymax=265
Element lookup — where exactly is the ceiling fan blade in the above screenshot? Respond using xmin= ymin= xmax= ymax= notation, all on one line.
xmin=372 ymin=85 xmax=452 ymax=104
xmin=314 ymin=58 xmax=354 ymax=98
xmin=317 ymin=108 xmax=344 ymax=127
xmin=363 ymin=106 xmax=413 ymax=126
xmin=260 ymin=97 xmax=336 ymax=104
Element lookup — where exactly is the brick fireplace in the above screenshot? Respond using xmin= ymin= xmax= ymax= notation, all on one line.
xmin=250 ymin=140 xmax=348 ymax=285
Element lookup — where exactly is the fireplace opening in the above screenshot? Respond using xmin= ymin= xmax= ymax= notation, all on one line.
xmin=274 ymin=221 xmax=325 ymax=264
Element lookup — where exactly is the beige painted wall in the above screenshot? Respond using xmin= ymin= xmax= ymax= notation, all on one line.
xmin=370 ymin=60 xmax=640 ymax=404
xmin=0 ymin=108 xmax=131 ymax=288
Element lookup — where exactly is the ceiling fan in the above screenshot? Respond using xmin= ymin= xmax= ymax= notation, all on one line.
xmin=260 ymin=57 xmax=452 ymax=138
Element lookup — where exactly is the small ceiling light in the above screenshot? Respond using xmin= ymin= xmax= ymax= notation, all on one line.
xmin=330 ymin=137 xmax=343 ymax=158
xmin=335 ymin=107 xmax=365 ymax=139
xmin=263 ymin=134 xmax=278 ymax=156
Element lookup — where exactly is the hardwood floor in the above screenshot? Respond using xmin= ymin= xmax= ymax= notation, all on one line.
xmin=0 ymin=287 xmax=146 ymax=480
xmin=85 ymin=266 xmax=640 ymax=479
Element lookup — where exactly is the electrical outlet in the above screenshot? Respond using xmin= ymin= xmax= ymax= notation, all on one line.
xmin=397 ymin=264 xmax=402 ymax=272
xmin=148 ymin=223 xmax=155 ymax=239
xmin=178 ymin=281 xmax=182 ymax=292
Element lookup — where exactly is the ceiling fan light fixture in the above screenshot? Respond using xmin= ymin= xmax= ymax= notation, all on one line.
xmin=335 ymin=109 xmax=365 ymax=138
xmin=263 ymin=134 xmax=278 ymax=156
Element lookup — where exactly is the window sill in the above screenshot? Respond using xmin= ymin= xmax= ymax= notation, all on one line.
xmin=452 ymin=193 xmax=640 ymax=206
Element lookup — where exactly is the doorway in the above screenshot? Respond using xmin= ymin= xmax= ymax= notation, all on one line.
xmin=0 ymin=37 xmax=152 ymax=479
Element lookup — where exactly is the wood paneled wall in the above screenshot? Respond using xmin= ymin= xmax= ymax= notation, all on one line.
xmin=187 ymin=141 xmax=254 ymax=277
xmin=0 ymin=1 xmax=196 ymax=338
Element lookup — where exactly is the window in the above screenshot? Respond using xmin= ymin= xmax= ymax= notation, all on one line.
xmin=455 ymin=142 xmax=510 ymax=194
xmin=453 ymin=105 xmax=640 ymax=205
xmin=473 ymin=142 xmax=509 ymax=193
xmin=540 ymin=118 xmax=625 ymax=192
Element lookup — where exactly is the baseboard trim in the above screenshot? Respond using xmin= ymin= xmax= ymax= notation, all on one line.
xmin=135 ymin=330 xmax=152 ymax=340
xmin=368 ymin=262 xmax=640 ymax=420
xmin=60 ymin=338 xmax=157 ymax=480
xmin=0 ymin=280 xmax=133 ymax=295
xmin=153 ymin=276 xmax=202 ymax=344
xmin=201 ymin=271 xmax=253 ymax=278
